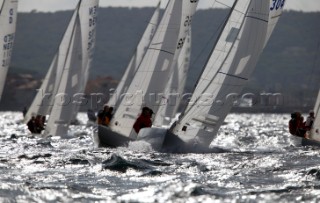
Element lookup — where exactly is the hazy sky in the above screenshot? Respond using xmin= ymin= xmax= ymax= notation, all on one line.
xmin=17 ymin=0 xmax=320 ymax=12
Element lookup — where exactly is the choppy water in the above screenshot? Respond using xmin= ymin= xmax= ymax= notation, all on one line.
xmin=0 ymin=112 xmax=320 ymax=202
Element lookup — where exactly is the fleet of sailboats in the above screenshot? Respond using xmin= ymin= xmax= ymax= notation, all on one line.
xmin=0 ymin=0 xmax=18 ymax=102
xmin=97 ymin=0 xmax=199 ymax=147
xmin=3 ymin=0 xmax=319 ymax=151
xmin=24 ymin=0 xmax=99 ymax=137
xmin=138 ymin=0 xmax=285 ymax=151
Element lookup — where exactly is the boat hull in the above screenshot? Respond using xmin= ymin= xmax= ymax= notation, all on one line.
xmin=137 ymin=127 xmax=212 ymax=153
xmin=96 ymin=125 xmax=215 ymax=152
xmin=291 ymin=135 xmax=320 ymax=147
xmin=96 ymin=125 xmax=134 ymax=148
xmin=301 ymin=137 xmax=320 ymax=147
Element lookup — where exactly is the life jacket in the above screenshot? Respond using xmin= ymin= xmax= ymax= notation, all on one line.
xmin=133 ymin=115 xmax=152 ymax=133
xmin=104 ymin=117 xmax=110 ymax=126
xmin=97 ymin=115 xmax=110 ymax=126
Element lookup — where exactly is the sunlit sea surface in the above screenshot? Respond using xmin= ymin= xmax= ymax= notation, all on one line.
xmin=0 ymin=112 xmax=320 ymax=202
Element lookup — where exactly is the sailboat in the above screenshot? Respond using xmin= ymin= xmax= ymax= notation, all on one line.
xmin=25 ymin=0 xmax=99 ymax=137
xmin=107 ymin=1 xmax=161 ymax=110
xmin=0 ymin=0 xmax=18 ymax=102
xmin=298 ymin=90 xmax=320 ymax=146
xmin=309 ymin=91 xmax=320 ymax=140
xmin=97 ymin=0 xmax=199 ymax=147
xmin=138 ymin=0 xmax=285 ymax=152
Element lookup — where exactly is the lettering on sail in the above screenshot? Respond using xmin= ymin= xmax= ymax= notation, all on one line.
xmin=87 ymin=6 xmax=98 ymax=54
xmin=2 ymin=8 xmax=15 ymax=68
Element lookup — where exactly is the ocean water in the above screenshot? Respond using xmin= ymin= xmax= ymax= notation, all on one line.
xmin=0 ymin=112 xmax=320 ymax=202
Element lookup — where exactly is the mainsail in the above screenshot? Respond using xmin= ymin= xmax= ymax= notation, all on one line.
xmin=0 ymin=0 xmax=18 ymax=101
xmin=153 ymin=29 xmax=192 ymax=127
xmin=310 ymin=90 xmax=320 ymax=141
xmin=170 ymin=0 xmax=285 ymax=146
xmin=44 ymin=0 xmax=99 ymax=137
xmin=109 ymin=0 xmax=199 ymax=138
xmin=107 ymin=1 xmax=161 ymax=109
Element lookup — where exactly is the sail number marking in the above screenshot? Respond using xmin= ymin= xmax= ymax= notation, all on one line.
xmin=190 ymin=0 xmax=198 ymax=3
xmin=184 ymin=16 xmax=193 ymax=27
xmin=88 ymin=6 xmax=98 ymax=52
xmin=270 ymin=0 xmax=285 ymax=11
xmin=177 ymin=37 xmax=186 ymax=49
xmin=9 ymin=8 xmax=14 ymax=24
xmin=89 ymin=6 xmax=97 ymax=27
xmin=2 ymin=33 xmax=15 ymax=67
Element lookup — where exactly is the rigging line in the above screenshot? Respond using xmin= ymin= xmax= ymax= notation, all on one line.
xmin=110 ymin=3 xmax=161 ymax=110
xmin=215 ymin=0 xmax=234 ymax=9
xmin=187 ymin=0 xmax=233 ymax=71
xmin=189 ymin=1 xmax=247 ymax=71
xmin=46 ymin=1 xmax=81 ymax=74
xmin=189 ymin=11 xmax=230 ymax=70
xmin=43 ymin=2 xmax=81 ymax=115
xmin=197 ymin=0 xmax=251 ymax=95
xmin=126 ymin=2 xmax=161 ymax=75
xmin=214 ymin=0 xmax=246 ymax=15
xmin=113 ymin=0 xmax=177 ymax=122
xmin=134 ymin=0 xmax=176 ymax=93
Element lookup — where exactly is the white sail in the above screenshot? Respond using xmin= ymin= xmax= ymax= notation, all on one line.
xmin=70 ymin=0 xmax=102 ymax=122
xmin=109 ymin=0 xmax=199 ymax=138
xmin=171 ymin=0 xmax=285 ymax=146
xmin=153 ymin=28 xmax=192 ymax=127
xmin=107 ymin=2 xmax=161 ymax=109
xmin=45 ymin=0 xmax=99 ymax=137
xmin=310 ymin=90 xmax=320 ymax=141
xmin=24 ymin=6 xmax=80 ymax=123
xmin=0 ymin=0 xmax=18 ymax=101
